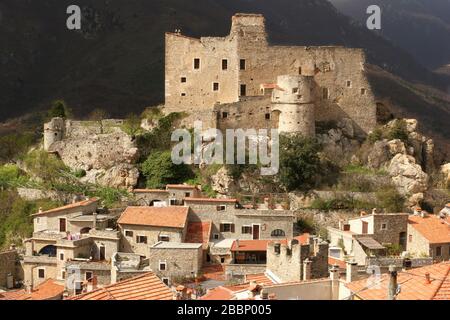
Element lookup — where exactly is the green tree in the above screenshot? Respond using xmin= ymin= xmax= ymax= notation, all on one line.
xmin=387 ymin=119 xmax=409 ymax=143
xmin=278 ymin=134 xmax=322 ymax=191
xmin=48 ymin=100 xmax=71 ymax=119
xmin=23 ymin=150 xmax=69 ymax=186
xmin=141 ymin=151 xmax=193 ymax=188
xmin=0 ymin=133 xmax=34 ymax=164
xmin=122 ymin=113 xmax=142 ymax=137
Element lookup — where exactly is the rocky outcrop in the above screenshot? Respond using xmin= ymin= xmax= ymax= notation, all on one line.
xmin=388 ymin=154 xmax=429 ymax=203
xmin=441 ymin=163 xmax=450 ymax=188
xmin=210 ymin=167 xmax=236 ymax=195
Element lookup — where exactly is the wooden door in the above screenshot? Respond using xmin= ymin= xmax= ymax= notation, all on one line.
xmin=59 ymin=218 xmax=66 ymax=232
xmin=252 ymin=225 xmax=260 ymax=240
xmin=362 ymin=221 xmax=368 ymax=234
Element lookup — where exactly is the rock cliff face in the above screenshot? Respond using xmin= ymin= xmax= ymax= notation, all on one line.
xmin=45 ymin=118 xmax=139 ymax=189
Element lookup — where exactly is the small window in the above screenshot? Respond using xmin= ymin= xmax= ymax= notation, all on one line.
xmin=136 ymin=235 xmax=148 ymax=244
xmin=322 ymin=88 xmax=329 ymax=99
xmin=194 ymin=58 xmax=200 ymax=70
xmin=409 ymin=235 xmax=413 ymax=242
xmin=213 ymin=82 xmax=219 ymax=91
xmin=242 ymin=226 xmax=252 ymax=234
xmin=436 ymin=246 xmax=442 ymax=257
xmin=181 ymin=93 xmax=186 ymax=97
xmin=361 ymin=88 xmax=366 ymax=95
xmin=159 ymin=261 xmax=167 ymax=271
xmin=61 ymin=271 xmax=66 ymax=280
xmin=240 ymin=84 xmax=247 ymax=96
xmin=162 ymin=278 xmax=170 ymax=286
xmin=274 ymin=243 xmax=281 ymax=254
xmin=292 ymin=88 xmax=299 ymax=94
xmin=36 ymin=217 xmax=40 ymax=223
xmin=222 ymin=59 xmax=228 ymax=70
xmin=271 ymin=229 xmax=286 ymax=237
xmin=125 ymin=230 xmax=133 ymax=237
xmin=346 ymin=80 xmax=352 ymax=88
xmin=216 ymin=205 xmax=226 ymax=211
xmin=181 ymin=77 xmax=187 ymax=83
xmin=38 ymin=268 xmax=45 ymax=279
xmin=169 ymin=199 xmax=177 ymax=206
xmin=265 ymin=113 xmax=271 ymax=120
xmin=185 ymin=192 xmax=190 ymax=197
xmin=298 ymin=67 xmax=302 ymax=75
xmin=222 ymin=112 xmax=228 ymax=119
xmin=220 ymin=257 xmax=225 ymax=263
xmin=220 ymin=223 xmax=234 ymax=233
xmin=381 ymin=223 xmax=387 ymax=230
xmin=158 ymin=235 xmax=170 ymax=242
xmin=240 ymin=59 xmax=246 ymax=70
xmin=85 ymin=271 xmax=93 ymax=280
xmin=59 ymin=253 xmax=64 ymax=261
xmin=213 ymin=233 xmax=220 ymax=240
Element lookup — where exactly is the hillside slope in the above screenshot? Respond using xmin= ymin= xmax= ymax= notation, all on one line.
xmin=0 ymin=0 xmax=448 ymax=122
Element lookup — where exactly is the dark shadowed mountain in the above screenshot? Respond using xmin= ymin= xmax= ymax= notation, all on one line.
xmin=0 ymin=0 xmax=449 ymax=122
xmin=329 ymin=0 xmax=450 ymax=71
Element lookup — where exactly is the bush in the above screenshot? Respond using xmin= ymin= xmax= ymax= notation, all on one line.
xmin=279 ymin=134 xmax=322 ymax=192
xmin=0 ymin=133 xmax=34 ymax=164
xmin=23 ymin=150 xmax=69 ymax=186
xmin=367 ymin=127 xmax=383 ymax=144
xmin=296 ymin=217 xmax=315 ymax=233
xmin=376 ymin=186 xmax=405 ymax=212
xmin=141 ymin=151 xmax=193 ymax=189
xmin=0 ymin=165 xmax=28 ymax=189
xmin=387 ymin=119 xmax=409 ymax=143
xmin=122 ymin=113 xmax=142 ymax=137
xmin=47 ymin=100 xmax=71 ymax=119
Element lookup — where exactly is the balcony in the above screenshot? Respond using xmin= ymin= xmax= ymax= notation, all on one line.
xmin=23 ymin=255 xmax=57 ymax=265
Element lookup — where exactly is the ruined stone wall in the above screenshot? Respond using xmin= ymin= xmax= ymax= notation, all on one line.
xmin=266 ymin=242 xmax=307 ymax=282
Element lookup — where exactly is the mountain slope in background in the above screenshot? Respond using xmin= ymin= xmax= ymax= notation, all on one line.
xmin=329 ymin=0 xmax=450 ymax=71
xmin=1 ymin=0 xmax=449 ymax=122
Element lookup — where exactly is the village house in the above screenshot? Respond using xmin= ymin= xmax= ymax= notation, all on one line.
xmin=0 ymin=249 xmax=20 ymax=290
xmin=117 ymin=206 xmax=189 ymax=257
xmin=327 ymin=212 xmax=409 ymax=265
xmin=22 ymin=198 xmax=120 ymax=291
xmin=132 ymin=184 xmax=202 ymax=206
xmin=407 ymin=212 xmax=450 ymax=261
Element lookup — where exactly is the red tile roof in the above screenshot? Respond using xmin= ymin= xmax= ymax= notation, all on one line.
xmin=166 ymin=184 xmax=198 ymax=190
xmin=328 ymin=257 xmax=347 ymax=269
xmin=200 ymin=265 xmax=226 ymax=281
xmin=245 ymin=273 xmax=275 ymax=286
xmin=117 ymin=206 xmax=188 ymax=228
xmin=231 ymin=240 xmax=270 ymax=252
xmin=32 ymin=198 xmax=99 ymax=216
xmin=346 ymin=262 xmax=450 ymax=300
xmin=184 ymin=197 xmax=237 ymax=203
xmin=68 ymin=272 xmax=174 ymax=300
xmin=0 ymin=279 xmax=65 ymax=300
xmin=408 ymin=215 xmax=450 ymax=244
xmin=133 ymin=189 xmax=169 ymax=193
xmin=184 ymin=221 xmax=212 ymax=249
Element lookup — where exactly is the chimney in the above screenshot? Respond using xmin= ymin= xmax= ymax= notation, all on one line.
xmin=235 ymin=239 xmax=240 ymax=250
xmin=38 ymin=207 xmax=43 ymax=213
xmin=372 ymin=208 xmax=378 ymax=215
xmin=420 ymin=210 xmax=427 ymax=218
xmin=425 ymin=272 xmax=431 ymax=284
xmin=414 ymin=206 xmax=422 ymax=216
xmin=268 ymin=293 xmax=276 ymax=300
xmin=360 ymin=211 xmax=367 ymax=217
xmin=346 ymin=260 xmax=358 ymax=283
xmin=92 ymin=212 xmax=98 ymax=230
xmin=338 ymin=220 xmax=344 ymax=231
xmin=303 ymin=258 xmax=312 ymax=281
xmin=388 ymin=265 xmax=398 ymax=300
xmin=329 ymin=264 xmax=340 ymax=281
xmin=260 ymin=289 xmax=269 ymax=300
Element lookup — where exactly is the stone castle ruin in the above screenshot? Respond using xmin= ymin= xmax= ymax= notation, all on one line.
xmin=163 ymin=13 xmax=377 ymax=137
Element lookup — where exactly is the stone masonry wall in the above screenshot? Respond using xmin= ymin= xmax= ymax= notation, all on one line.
xmin=0 ymin=250 xmax=18 ymax=288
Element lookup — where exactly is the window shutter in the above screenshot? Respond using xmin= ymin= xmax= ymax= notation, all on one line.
xmin=220 ymin=224 xmax=224 ymax=232
xmin=231 ymin=224 xmax=235 ymax=233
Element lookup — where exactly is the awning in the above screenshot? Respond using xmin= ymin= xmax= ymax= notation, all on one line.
xmin=357 ymin=237 xmax=385 ymax=250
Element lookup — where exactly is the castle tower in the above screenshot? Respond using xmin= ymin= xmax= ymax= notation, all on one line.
xmin=230 ymin=13 xmax=268 ymax=45
xmin=271 ymin=75 xmax=315 ymax=137
xmin=43 ymin=117 xmax=65 ymax=151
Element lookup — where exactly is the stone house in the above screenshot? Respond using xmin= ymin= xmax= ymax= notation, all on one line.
xmin=22 ymin=198 xmax=120 ymax=291
xmin=407 ymin=214 xmax=450 ymax=261
xmin=117 ymin=206 xmax=189 ymax=257
xmin=132 ymin=184 xmax=202 ymax=206
xmin=327 ymin=212 xmax=409 ymax=265
xmin=0 ymin=249 xmax=19 ymax=289
xmin=147 ymin=242 xmax=203 ymax=286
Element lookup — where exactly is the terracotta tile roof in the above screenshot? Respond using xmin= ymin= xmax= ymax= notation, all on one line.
xmin=260 ymin=83 xmax=283 ymax=90
xmin=68 ymin=272 xmax=174 ymax=300
xmin=117 ymin=206 xmax=188 ymax=228
xmin=20 ymin=279 xmax=65 ymax=300
xmin=133 ymin=189 xmax=169 ymax=193
xmin=245 ymin=273 xmax=275 ymax=285
xmin=32 ymin=198 xmax=99 ymax=216
xmin=328 ymin=257 xmax=347 ymax=269
xmin=166 ymin=184 xmax=197 ymax=190
xmin=408 ymin=215 xmax=450 ymax=244
xmin=0 ymin=289 xmax=26 ymax=300
xmin=184 ymin=221 xmax=212 ymax=249
xmin=231 ymin=240 xmax=270 ymax=252
xmin=183 ymin=197 xmax=238 ymax=203
xmin=275 ymin=233 xmax=311 ymax=245
xmin=200 ymin=265 xmax=226 ymax=281
xmin=0 ymin=280 xmax=65 ymax=300
xmin=346 ymin=262 xmax=450 ymax=300
xmin=200 ymin=283 xmax=251 ymax=300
